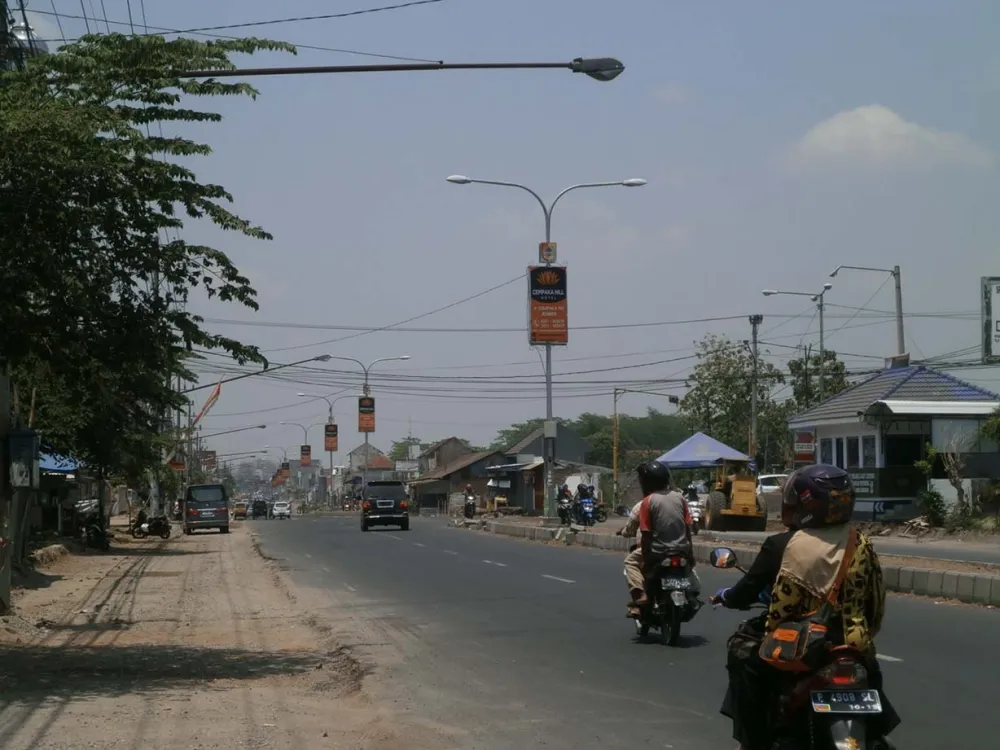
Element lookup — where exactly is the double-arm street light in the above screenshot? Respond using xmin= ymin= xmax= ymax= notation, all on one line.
xmin=446 ymin=175 xmax=646 ymax=516
xmin=762 ymin=283 xmax=834 ymax=401
xmin=317 ymin=356 xmax=411 ymax=494
xmin=296 ymin=392 xmax=356 ymax=502
xmin=830 ymin=265 xmax=905 ymax=356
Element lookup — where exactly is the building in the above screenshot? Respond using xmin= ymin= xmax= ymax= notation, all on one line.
xmin=484 ymin=424 xmax=603 ymax=512
xmin=408 ymin=450 xmax=506 ymax=511
xmin=788 ymin=360 xmax=1000 ymax=520
xmin=343 ymin=444 xmax=396 ymax=492
xmin=417 ymin=437 xmax=472 ymax=475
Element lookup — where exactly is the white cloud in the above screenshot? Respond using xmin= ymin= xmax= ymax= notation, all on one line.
xmin=651 ymin=83 xmax=689 ymax=105
xmin=784 ymin=105 xmax=993 ymax=173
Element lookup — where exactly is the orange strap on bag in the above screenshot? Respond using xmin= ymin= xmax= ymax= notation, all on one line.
xmin=758 ymin=528 xmax=858 ymax=672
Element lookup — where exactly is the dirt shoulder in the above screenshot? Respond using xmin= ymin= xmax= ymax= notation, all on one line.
xmin=0 ymin=523 xmax=416 ymax=750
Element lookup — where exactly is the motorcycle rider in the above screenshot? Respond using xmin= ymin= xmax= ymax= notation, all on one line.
xmin=623 ymin=460 xmax=700 ymax=617
xmin=711 ymin=463 xmax=900 ymax=750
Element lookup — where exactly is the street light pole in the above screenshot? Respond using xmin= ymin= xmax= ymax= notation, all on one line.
xmin=317 ymin=356 xmax=410 ymax=497
xmin=611 ymin=388 xmax=680 ymax=506
xmin=447 ymin=175 xmax=646 ymax=516
xmin=297 ymin=392 xmax=354 ymax=506
xmin=829 ymin=264 xmax=905 ymax=356
xmin=762 ymin=284 xmax=833 ymax=401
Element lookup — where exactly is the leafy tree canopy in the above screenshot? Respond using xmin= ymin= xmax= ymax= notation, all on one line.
xmin=786 ymin=348 xmax=850 ymax=410
xmin=1 ymin=33 xmax=294 ymax=479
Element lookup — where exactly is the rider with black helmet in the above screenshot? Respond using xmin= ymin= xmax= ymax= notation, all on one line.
xmin=623 ymin=459 xmax=699 ymax=616
xmin=712 ymin=464 xmax=899 ymax=749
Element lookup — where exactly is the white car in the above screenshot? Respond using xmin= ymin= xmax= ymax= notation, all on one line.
xmin=756 ymin=474 xmax=788 ymax=497
xmin=272 ymin=501 xmax=292 ymax=520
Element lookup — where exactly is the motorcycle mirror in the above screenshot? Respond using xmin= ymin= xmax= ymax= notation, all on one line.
xmin=709 ymin=547 xmax=739 ymax=569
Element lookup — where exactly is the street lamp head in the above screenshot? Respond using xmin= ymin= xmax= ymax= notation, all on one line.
xmin=761 ymin=290 xmax=778 ymax=296
xmin=446 ymin=175 xmax=472 ymax=185
xmin=254 ymin=424 xmax=266 ymax=430
xmin=313 ymin=354 xmax=333 ymax=362
xmin=398 ymin=355 xmax=411 ymax=361
xmin=822 ymin=282 xmax=833 ymax=291
xmin=621 ymin=178 xmax=647 ymax=188
xmin=829 ymin=267 xmax=841 ymax=278
xmin=296 ymin=392 xmax=308 ymax=397
xmin=810 ymin=295 xmax=819 ymax=302
xmin=571 ymin=57 xmax=625 ymax=82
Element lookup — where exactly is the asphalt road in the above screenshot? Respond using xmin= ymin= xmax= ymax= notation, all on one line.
xmin=255 ymin=515 xmax=1000 ymax=750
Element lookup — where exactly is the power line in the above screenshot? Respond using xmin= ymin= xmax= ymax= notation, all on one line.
xmin=261 ymin=273 xmax=528 ymax=353
xmin=168 ymin=0 xmax=447 ymax=35
xmin=28 ymin=8 xmax=443 ymax=62
xmin=824 ymin=275 xmax=892 ymax=342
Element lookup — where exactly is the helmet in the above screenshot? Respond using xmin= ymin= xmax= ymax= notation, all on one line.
xmin=636 ymin=460 xmax=672 ymax=496
xmin=781 ymin=464 xmax=855 ymax=529
xmin=576 ymin=483 xmax=590 ymax=498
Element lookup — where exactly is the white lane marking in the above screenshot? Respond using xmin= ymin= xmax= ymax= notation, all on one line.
xmin=542 ymin=574 xmax=576 ymax=584
xmin=384 ymin=534 xmax=403 ymax=541
xmin=443 ymin=550 xmax=459 ymax=555
xmin=876 ymin=654 xmax=904 ymax=663
xmin=305 ymin=553 xmax=312 ymax=559
xmin=345 ymin=584 xmax=356 ymax=592
xmin=322 ymin=566 xmax=331 ymax=573
xmin=413 ymin=542 xmax=426 ymax=548
xmin=482 ymin=560 xmax=508 ymax=567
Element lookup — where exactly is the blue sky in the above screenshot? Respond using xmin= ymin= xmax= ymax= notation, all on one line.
xmin=23 ymin=0 xmax=1000 ymax=460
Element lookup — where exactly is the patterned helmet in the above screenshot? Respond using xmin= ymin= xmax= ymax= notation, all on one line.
xmin=780 ymin=464 xmax=855 ymax=529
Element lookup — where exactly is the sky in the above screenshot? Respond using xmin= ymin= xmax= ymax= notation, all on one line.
xmin=21 ymin=0 xmax=1000 ymax=465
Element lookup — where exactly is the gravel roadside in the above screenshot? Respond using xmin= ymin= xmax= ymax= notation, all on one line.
xmin=0 ymin=523 xmax=423 ymax=750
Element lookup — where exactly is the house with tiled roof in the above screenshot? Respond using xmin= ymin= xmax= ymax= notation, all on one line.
xmin=408 ymin=449 xmax=506 ymax=511
xmin=788 ymin=358 xmax=1000 ymax=518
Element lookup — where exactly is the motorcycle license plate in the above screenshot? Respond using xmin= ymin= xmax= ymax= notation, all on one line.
xmin=810 ymin=690 xmax=882 ymax=714
xmin=661 ymin=577 xmax=690 ymax=590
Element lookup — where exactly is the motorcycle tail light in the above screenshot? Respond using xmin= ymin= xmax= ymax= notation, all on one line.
xmin=817 ymin=658 xmax=868 ymax=687
xmin=669 ymin=556 xmax=683 ymax=567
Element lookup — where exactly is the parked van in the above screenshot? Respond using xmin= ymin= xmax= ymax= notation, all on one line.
xmin=183 ymin=483 xmax=230 ymax=535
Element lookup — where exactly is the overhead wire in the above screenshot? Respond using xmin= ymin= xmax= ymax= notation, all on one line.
xmin=824 ymin=275 xmax=892 ymax=342
xmin=28 ymin=7 xmax=444 ymax=62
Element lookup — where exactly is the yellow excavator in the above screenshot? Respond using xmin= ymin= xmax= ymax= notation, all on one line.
xmin=703 ymin=459 xmax=767 ymax=532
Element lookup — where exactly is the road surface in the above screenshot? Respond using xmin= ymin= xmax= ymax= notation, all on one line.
xmin=255 ymin=515 xmax=1000 ymax=750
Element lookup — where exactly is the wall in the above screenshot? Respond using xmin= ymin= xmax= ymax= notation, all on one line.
xmin=516 ymin=426 xmax=588 ymax=464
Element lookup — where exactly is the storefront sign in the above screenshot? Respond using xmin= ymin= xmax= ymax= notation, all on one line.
xmin=982 ymin=276 xmax=1000 ymax=364
xmin=793 ymin=429 xmax=816 ymax=464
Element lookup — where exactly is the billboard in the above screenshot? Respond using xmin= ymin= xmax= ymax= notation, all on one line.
xmin=983 ymin=276 xmax=1000 ymax=364
xmin=358 ymin=396 xmax=375 ymax=433
xmin=300 ymin=444 xmax=312 ymax=467
xmin=527 ymin=265 xmax=568 ymax=345
xmin=324 ymin=423 xmax=339 ymax=452
xmin=793 ymin=429 xmax=816 ymax=464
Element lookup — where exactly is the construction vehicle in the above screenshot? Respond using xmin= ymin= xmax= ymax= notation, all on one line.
xmin=703 ymin=459 xmax=767 ymax=532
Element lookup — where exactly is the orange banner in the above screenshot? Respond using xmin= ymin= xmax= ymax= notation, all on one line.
xmin=324 ymin=423 xmax=339 ymax=452
xmin=280 ymin=461 xmax=290 ymax=478
xmin=300 ymin=445 xmax=312 ymax=467
xmin=358 ymin=396 xmax=375 ymax=433
xmin=528 ymin=265 xmax=568 ymax=345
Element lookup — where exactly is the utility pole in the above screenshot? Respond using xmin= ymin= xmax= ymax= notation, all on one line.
xmin=892 ymin=265 xmax=905 ymax=356
xmin=612 ymin=388 xmax=621 ymax=506
xmin=748 ymin=315 xmax=763 ymax=459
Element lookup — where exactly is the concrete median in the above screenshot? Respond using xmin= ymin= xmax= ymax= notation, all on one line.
xmin=464 ymin=520 xmax=1000 ymax=607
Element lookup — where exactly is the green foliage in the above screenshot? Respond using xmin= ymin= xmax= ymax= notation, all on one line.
xmin=787 ymin=348 xmax=850 ymax=409
xmin=981 ymin=407 xmax=1000 ymax=445
xmin=917 ymin=488 xmax=947 ymax=527
xmin=1 ymin=33 xmax=293 ymax=478
xmin=678 ymin=334 xmax=789 ymax=467
xmin=489 ymin=419 xmax=545 ymax=452
xmin=389 ymin=437 xmax=427 ymax=461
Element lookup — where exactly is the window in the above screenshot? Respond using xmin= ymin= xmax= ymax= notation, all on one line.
xmin=846 ymin=437 xmax=860 ymax=468
xmin=820 ymin=438 xmax=833 ymax=465
xmin=862 ymin=436 xmax=877 ymax=468
xmin=834 ymin=439 xmax=845 ymax=468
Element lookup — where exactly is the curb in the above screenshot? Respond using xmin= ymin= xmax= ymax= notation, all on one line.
xmin=453 ymin=519 xmax=1000 ymax=607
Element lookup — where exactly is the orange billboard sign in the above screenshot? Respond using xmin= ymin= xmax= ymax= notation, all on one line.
xmin=358 ymin=396 xmax=375 ymax=433
xmin=528 ymin=265 xmax=568 ymax=345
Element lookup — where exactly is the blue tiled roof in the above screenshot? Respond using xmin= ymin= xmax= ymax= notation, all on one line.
xmin=789 ymin=366 xmax=1000 ymax=424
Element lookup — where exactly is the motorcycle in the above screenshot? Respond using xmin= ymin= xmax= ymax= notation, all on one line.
xmin=686 ymin=499 xmax=701 ymax=535
xmin=146 ymin=515 xmax=171 ymax=539
xmin=557 ymin=498 xmax=573 ymax=525
xmin=463 ymin=493 xmax=476 ymax=520
xmin=576 ymin=496 xmax=596 ymax=527
xmin=594 ymin=503 xmax=609 ymax=523
xmin=81 ymin=518 xmax=110 ymax=552
xmin=710 ymin=546 xmax=893 ymax=750
xmin=626 ymin=545 xmax=702 ymax=646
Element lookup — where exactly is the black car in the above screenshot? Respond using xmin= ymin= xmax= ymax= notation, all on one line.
xmin=361 ymin=481 xmax=409 ymax=532
xmin=251 ymin=499 xmax=269 ymax=520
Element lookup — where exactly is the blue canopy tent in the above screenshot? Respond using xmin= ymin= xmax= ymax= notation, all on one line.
xmin=655 ymin=432 xmax=750 ymax=469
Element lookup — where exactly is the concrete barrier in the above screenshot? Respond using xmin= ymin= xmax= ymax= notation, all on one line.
xmin=469 ymin=521 xmax=1000 ymax=607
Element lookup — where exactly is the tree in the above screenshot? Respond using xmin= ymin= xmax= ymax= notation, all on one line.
xmin=981 ymin=407 xmax=1000 ymax=445
xmin=389 ymin=437 xmax=426 ymax=461
xmin=787 ymin=348 xmax=850 ymax=410
xmin=1 ymin=33 xmax=293 ymax=479
xmin=678 ymin=334 xmax=786 ymax=463
xmin=489 ymin=419 xmax=545 ymax=452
